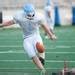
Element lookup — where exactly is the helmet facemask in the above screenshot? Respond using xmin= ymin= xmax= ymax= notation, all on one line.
xmin=25 ymin=11 xmax=35 ymax=20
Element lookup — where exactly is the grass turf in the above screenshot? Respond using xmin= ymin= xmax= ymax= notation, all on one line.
xmin=0 ymin=26 xmax=75 ymax=74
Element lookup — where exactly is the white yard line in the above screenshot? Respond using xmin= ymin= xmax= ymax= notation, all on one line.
xmin=0 ymin=40 xmax=75 ymax=42
xmin=45 ymin=41 xmax=75 ymax=43
xmin=0 ymin=60 xmax=31 ymax=62
xmin=0 ymin=68 xmax=37 ymax=70
xmin=47 ymin=45 xmax=75 ymax=49
xmin=0 ymin=45 xmax=75 ymax=48
xmin=56 ymin=45 xmax=71 ymax=48
xmin=0 ymin=67 xmax=62 ymax=70
xmin=0 ymin=45 xmax=22 ymax=47
xmin=0 ymin=51 xmax=75 ymax=54
xmin=0 ymin=60 xmax=75 ymax=63
xmin=47 ymin=51 xmax=75 ymax=54
xmin=46 ymin=60 xmax=75 ymax=63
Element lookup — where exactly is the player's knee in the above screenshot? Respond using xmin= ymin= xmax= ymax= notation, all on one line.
xmin=36 ymin=42 xmax=45 ymax=53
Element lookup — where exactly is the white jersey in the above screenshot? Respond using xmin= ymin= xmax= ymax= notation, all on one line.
xmin=44 ymin=5 xmax=55 ymax=30
xmin=45 ymin=6 xmax=52 ymax=18
xmin=13 ymin=11 xmax=46 ymax=39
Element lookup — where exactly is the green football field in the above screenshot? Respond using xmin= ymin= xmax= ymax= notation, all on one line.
xmin=0 ymin=26 xmax=75 ymax=75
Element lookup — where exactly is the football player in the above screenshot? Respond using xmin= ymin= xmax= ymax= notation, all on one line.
xmin=0 ymin=3 xmax=57 ymax=74
xmin=44 ymin=0 xmax=55 ymax=38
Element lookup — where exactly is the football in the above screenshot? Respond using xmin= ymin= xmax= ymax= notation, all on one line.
xmin=36 ymin=42 xmax=45 ymax=53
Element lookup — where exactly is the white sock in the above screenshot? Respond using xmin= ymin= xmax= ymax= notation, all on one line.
xmin=38 ymin=52 xmax=45 ymax=59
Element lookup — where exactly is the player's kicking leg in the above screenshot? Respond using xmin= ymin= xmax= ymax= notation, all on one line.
xmin=35 ymin=42 xmax=45 ymax=65
xmin=23 ymin=37 xmax=46 ymax=74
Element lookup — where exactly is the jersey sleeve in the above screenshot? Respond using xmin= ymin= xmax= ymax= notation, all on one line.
xmin=13 ymin=11 xmax=23 ymax=24
xmin=38 ymin=17 xmax=47 ymax=26
xmin=13 ymin=14 xmax=19 ymax=24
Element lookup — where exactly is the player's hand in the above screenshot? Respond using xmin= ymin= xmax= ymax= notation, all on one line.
xmin=50 ymin=34 xmax=57 ymax=40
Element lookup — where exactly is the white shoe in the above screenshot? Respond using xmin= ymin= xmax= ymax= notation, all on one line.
xmin=45 ymin=36 xmax=49 ymax=39
xmin=41 ymin=69 xmax=47 ymax=75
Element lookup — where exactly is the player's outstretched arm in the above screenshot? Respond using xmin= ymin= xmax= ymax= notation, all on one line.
xmin=0 ymin=20 xmax=15 ymax=28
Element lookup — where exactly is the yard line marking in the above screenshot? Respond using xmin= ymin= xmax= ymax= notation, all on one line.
xmin=0 ymin=40 xmax=75 ymax=42
xmin=0 ymin=51 xmax=75 ymax=54
xmin=46 ymin=60 xmax=75 ymax=63
xmin=45 ymin=41 xmax=75 ymax=43
xmin=56 ymin=45 xmax=71 ymax=48
xmin=57 ymin=41 xmax=75 ymax=42
xmin=0 ymin=68 xmax=38 ymax=69
xmin=0 ymin=60 xmax=31 ymax=62
xmin=0 ymin=45 xmax=75 ymax=48
xmin=0 ymin=46 xmax=22 ymax=47
xmin=0 ymin=60 xmax=75 ymax=63
xmin=0 ymin=68 xmax=63 ymax=70
xmin=46 ymin=52 xmax=75 ymax=54
xmin=45 ymin=46 xmax=71 ymax=49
